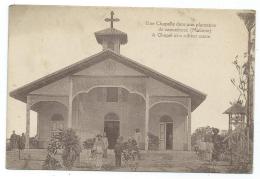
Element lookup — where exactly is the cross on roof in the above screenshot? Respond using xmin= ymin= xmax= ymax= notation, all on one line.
xmin=104 ymin=11 xmax=120 ymax=28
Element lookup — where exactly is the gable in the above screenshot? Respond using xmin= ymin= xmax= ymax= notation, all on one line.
xmin=73 ymin=58 xmax=146 ymax=77
xmin=10 ymin=50 xmax=206 ymax=111
xmin=148 ymin=78 xmax=188 ymax=97
xmin=29 ymin=77 xmax=69 ymax=95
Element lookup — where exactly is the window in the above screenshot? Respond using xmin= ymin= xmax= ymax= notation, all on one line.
xmin=106 ymin=87 xmax=118 ymax=102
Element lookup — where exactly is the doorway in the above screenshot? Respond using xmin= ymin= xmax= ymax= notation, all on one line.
xmin=104 ymin=113 xmax=120 ymax=149
xmin=166 ymin=123 xmax=173 ymax=150
xmin=159 ymin=115 xmax=173 ymax=150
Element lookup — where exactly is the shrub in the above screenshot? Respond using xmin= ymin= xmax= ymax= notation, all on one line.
xmin=122 ymin=139 xmax=139 ymax=171
xmin=42 ymin=129 xmax=81 ymax=170
xmin=42 ymin=132 xmax=63 ymax=170
xmin=42 ymin=154 xmax=62 ymax=170
xmin=60 ymin=129 xmax=81 ymax=170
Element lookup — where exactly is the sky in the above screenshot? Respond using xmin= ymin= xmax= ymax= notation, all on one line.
xmin=7 ymin=5 xmax=249 ymax=137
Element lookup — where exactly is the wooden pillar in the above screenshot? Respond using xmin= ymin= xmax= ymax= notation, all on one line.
xmin=68 ymin=76 xmax=73 ymax=128
xmin=25 ymin=98 xmax=31 ymax=149
xmin=145 ymin=93 xmax=149 ymax=151
xmin=187 ymin=98 xmax=191 ymax=151
xmin=36 ymin=113 xmax=40 ymax=136
xmin=228 ymin=114 xmax=232 ymax=132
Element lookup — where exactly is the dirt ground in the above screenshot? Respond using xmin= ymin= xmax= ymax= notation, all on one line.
xmin=6 ymin=149 xmax=234 ymax=173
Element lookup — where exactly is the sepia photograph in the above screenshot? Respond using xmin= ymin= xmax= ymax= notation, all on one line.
xmin=6 ymin=5 xmax=255 ymax=173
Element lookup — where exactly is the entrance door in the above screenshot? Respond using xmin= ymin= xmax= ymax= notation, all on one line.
xmin=159 ymin=115 xmax=173 ymax=150
xmin=104 ymin=120 xmax=120 ymax=149
xmin=166 ymin=123 xmax=173 ymax=150
xmin=159 ymin=123 xmax=165 ymax=150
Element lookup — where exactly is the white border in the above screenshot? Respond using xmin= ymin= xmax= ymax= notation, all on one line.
xmin=0 ymin=1 xmax=259 ymax=179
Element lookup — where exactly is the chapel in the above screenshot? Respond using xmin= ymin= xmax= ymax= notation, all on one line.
xmin=10 ymin=11 xmax=206 ymax=151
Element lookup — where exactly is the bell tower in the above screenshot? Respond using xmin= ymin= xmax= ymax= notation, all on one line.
xmin=95 ymin=11 xmax=128 ymax=54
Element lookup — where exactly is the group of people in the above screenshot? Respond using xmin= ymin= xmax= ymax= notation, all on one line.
xmin=195 ymin=137 xmax=214 ymax=161
xmin=194 ymin=129 xmax=223 ymax=162
xmin=91 ymin=129 xmax=141 ymax=170
xmin=9 ymin=130 xmax=26 ymax=150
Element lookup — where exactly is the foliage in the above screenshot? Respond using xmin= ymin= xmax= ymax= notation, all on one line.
xmin=42 ymin=154 xmax=62 ymax=170
xmin=42 ymin=129 xmax=81 ymax=170
xmin=224 ymin=126 xmax=251 ymax=166
xmin=122 ymin=139 xmax=139 ymax=171
xmin=42 ymin=131 xmax=63 ymax=170
xmin=191 ymin=126 xmax=213 ymax=147
xmin=60 ymin=129 xmax=82 ymax=170
xmin=148 ymin=132 xmax=159 ymax=150
xmin=230 ymin=56 xmax=248 ymax=105
xmin=237 ymin=11 xmax=255 ymax=32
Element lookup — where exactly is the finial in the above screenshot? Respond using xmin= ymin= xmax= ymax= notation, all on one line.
xmin=104 ymin=11 xmax=120 ymax=28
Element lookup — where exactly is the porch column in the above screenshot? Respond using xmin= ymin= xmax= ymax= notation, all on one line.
xmin=37 ymin=113 xmax=40 ymax=136
xmin=25 ymin=98 xmax=31 ymax=149
xmin=68 ymin=76 xmax=73 ymax=128
xmin=187 ymin=98 xmax=191 ymax=151
xmin=144 ymin=93 xmax=149 ymax=151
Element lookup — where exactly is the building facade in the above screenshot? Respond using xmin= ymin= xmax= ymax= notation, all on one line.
xmin=10 ymin=12 xmax=206 ymax=151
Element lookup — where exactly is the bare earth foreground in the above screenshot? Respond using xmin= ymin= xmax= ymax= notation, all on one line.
xmin=6 ymin=149 xmax=231 ymax=173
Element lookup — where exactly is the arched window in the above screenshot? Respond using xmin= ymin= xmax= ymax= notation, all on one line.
xmin=104 ymin=112 xmax=119 ymax=121
xmin=160 ymin=115 xmax=173 ymax=123
xmin=51 ymin=114 xmax=64 ymax=136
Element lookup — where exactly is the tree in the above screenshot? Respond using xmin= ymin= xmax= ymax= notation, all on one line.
xmin=236 ymin=11 xmax=255 ymax=139
xmin=230 ymin=12 xmax=255 ymax=166
xmin=191 ymin=126 xmax=213 ymax=147
xmin=230 ymin=56 xmax=248 ymax=105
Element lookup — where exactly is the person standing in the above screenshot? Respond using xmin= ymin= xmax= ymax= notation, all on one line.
xmin=93 ymin=134 xmax=105 ymax=170
xmin=134 ymin=129 xmax=141 ymax=149
xmin=10 ymin=130 xmax=17 ymax=150
xmin=134 ymin=129 xmax=141 ymax=159
xmin=20 ymin=133 xmax=26 ymax=149
xmin=103 ymin=132 xmax=108 ymax=158
xmin=114 ymin=136 xmax=123 ymax=167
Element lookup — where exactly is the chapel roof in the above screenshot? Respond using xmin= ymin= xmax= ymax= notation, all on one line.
xmin=10 ymin=49 xmax=206 ymax=112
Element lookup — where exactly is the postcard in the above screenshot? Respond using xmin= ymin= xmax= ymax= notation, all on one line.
xmin=6 ymin=5 xmax=255 ymax=173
